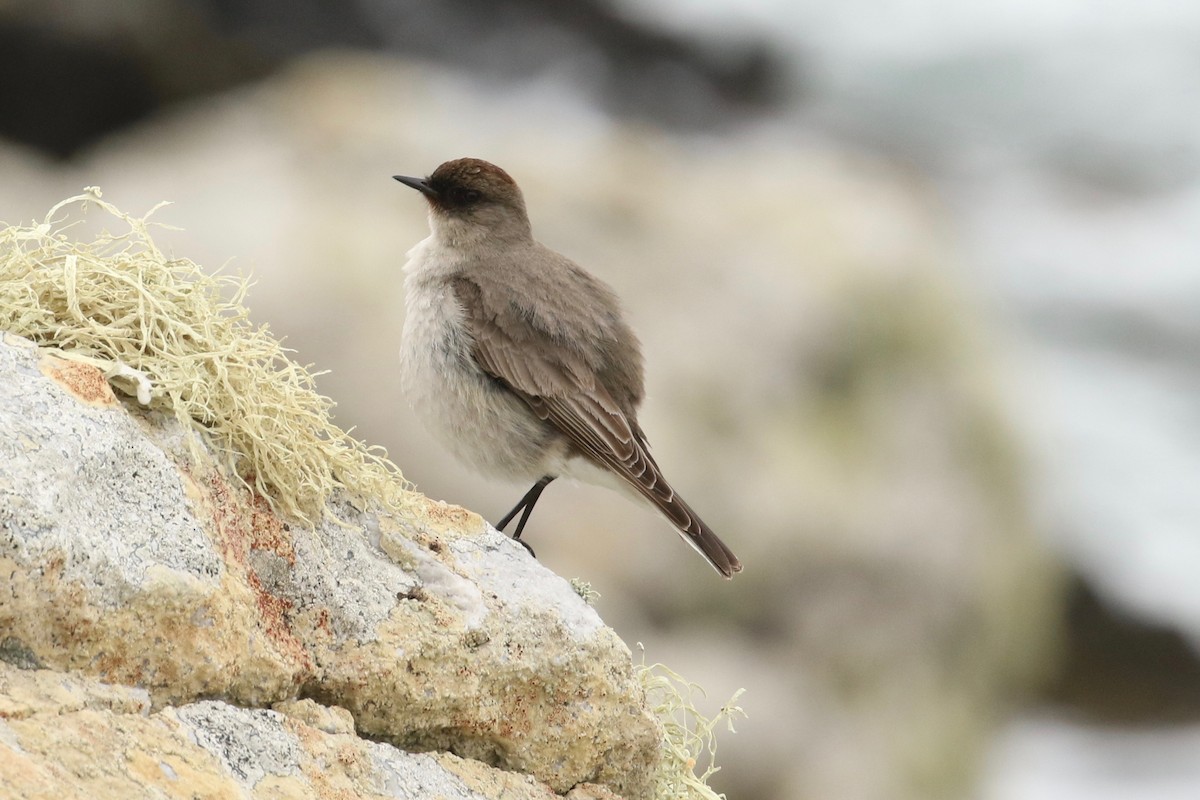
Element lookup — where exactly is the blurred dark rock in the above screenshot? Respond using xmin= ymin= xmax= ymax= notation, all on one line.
xmin=0 ymin=1 xmax=275 ymax=158
xmin=0 ymin=0 xmax=786 ymax=159
xmin=1043 ymin=573 xmax=1200 ymax=724
xmin=200 ymin=0 xmax=382 ymax=54
xmin=359 ymin=0 xmax=784 ymax=126
xmin=0 ymin=23 xmax=157 ymax=159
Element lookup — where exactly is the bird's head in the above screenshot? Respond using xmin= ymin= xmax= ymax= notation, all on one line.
xmin=395 ymin=158 xmax=531 ymax=240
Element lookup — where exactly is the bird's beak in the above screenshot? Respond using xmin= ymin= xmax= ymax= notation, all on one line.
xmin=393 ymin=175 xmax=438 ymax=199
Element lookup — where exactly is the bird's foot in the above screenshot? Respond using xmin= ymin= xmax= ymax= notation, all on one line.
xmin=511 ymin=534 xmax=536 ymax=559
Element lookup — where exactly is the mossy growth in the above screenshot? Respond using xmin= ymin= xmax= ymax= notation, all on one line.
xmin=0 ymin=188 xmax=413 ymax=525
xmin=638 ymin=649 xmax=746 ymax=800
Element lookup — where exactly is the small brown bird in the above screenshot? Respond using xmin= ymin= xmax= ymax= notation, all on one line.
xmin=394 ymin=158 xmax=741 ymax=578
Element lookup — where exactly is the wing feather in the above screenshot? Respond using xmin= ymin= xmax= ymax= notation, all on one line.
xmin=453 ymin=275 xmax=741 ymax=577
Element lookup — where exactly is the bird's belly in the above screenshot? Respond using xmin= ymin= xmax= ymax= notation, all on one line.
xmin=400 ymin=285 xmax=565 ymax=481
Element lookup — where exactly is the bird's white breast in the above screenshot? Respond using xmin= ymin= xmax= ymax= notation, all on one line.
xmin=399 ymin=239 xmax=566 ymax=481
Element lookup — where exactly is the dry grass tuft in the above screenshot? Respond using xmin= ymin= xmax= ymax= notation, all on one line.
xmin=0 ymin=188 xmax=412 ymax=525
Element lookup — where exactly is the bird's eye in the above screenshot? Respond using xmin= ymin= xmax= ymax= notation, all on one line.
xmin=451 ymin=188 xmax=482 ymax=205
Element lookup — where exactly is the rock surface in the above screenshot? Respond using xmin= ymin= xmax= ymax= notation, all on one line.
xmin=0 ymin=662 xmax=604 ymax=799
xmin=0 ymin=332 xmax=660 ymax=798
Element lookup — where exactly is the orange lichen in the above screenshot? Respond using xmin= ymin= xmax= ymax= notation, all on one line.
xmin=38 ymin=355 xmax=117 ymax=407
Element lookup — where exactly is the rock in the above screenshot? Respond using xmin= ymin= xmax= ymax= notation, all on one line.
xmin=273 ymin=697 xmax=356 ymax=735
xmin=0 ymin=332 xmax=661 ymax=798
xmin=0 ymin=662 xmax=575 ymax=799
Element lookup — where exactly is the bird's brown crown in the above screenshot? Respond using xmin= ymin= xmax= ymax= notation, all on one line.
xmin=425 ymin=158 xmax=523 ymax=213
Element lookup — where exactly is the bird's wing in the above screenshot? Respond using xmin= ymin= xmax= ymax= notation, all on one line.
xmin=452 ymin=276 xmax=742 ymax=577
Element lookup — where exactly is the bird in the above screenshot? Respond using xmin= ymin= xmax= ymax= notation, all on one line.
xmin=393 ymin=157 xmax=742 ymax=578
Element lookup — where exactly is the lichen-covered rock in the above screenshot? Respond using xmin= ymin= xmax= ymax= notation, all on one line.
xmin=0 ymin=333 xmax=660 ymax=798
xmin=0 ymin=662 xmax=579 ymax=799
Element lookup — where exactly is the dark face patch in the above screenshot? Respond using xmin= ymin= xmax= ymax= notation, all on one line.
xmin=428 ymin=178 xmax=484 ymax=211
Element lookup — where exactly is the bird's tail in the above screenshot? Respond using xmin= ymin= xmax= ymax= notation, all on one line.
xmin=565 ymin=426 xmax=742 ymax=577
xmin=642 ymin=483 xmax=742 ymax=578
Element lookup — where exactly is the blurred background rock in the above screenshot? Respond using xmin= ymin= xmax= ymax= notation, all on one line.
xmin=1 ymin=1 xmax=1197 ymax=798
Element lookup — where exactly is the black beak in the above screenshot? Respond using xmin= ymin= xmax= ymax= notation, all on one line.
xmin=393 ymin=175 xmax=438 ymax=199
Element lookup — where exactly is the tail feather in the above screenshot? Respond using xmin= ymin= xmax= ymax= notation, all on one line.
xmin=600 ymin=444 xmax=743 ymax=578
xmin=647 ymin=486 xmax=742 ymax=578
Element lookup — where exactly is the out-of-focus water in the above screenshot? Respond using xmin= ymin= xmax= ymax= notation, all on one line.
xmin=617 ymin=0 xmax=1200 ymax=796
xmin=980 ymin=717 xmax=1200 ymax=800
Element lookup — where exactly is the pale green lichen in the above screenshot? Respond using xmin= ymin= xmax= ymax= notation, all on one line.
xmin=569 ymin=577 xmax=600 ymax=605
xmin=637 ymin=647 xmax=746 ymax=800
xmin=0 ymin=189 xmax=413 ymax=525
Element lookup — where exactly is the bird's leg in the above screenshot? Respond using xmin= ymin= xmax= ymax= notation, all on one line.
xmin=495 ymin=476 xmax=555 ymax=555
